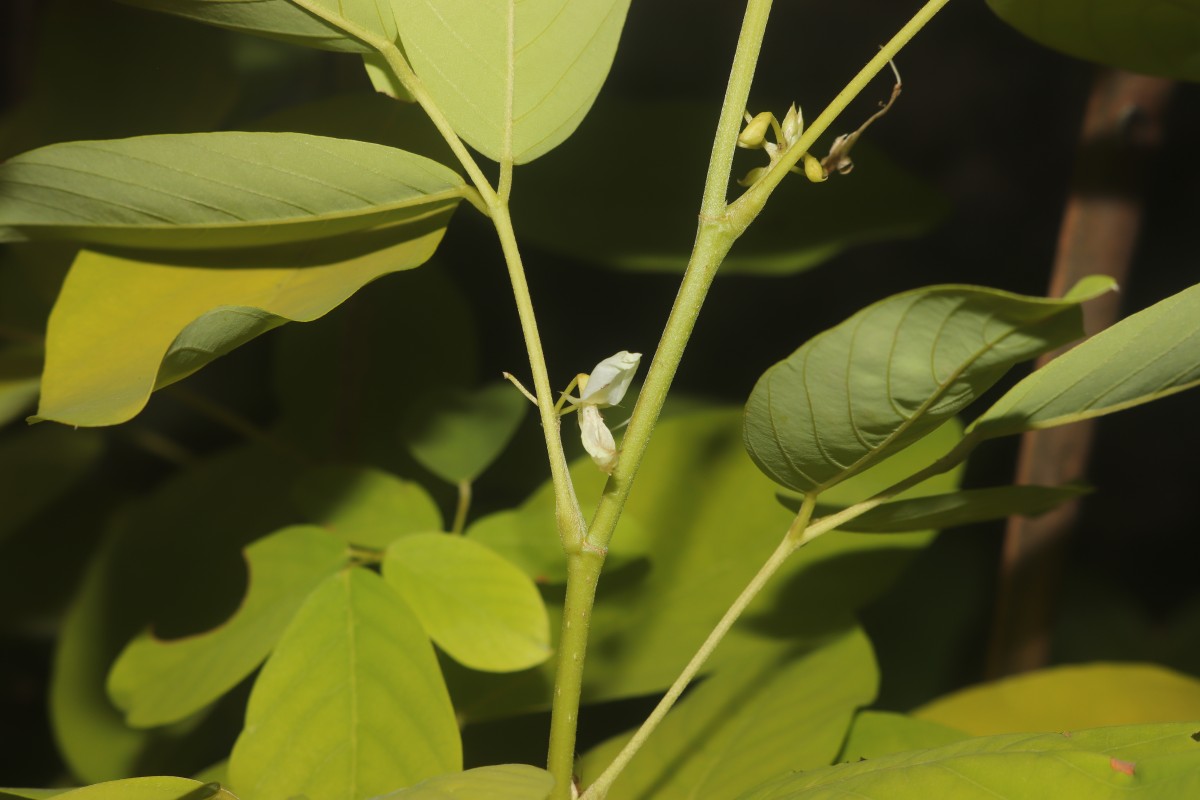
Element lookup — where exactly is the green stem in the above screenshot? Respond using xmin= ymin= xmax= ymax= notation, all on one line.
xmin=582 ymin=495 xmax=817 ymax=799
xmin=451 ymin=479 xmax=472 ymax=535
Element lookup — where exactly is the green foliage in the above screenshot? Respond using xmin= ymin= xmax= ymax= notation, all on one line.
xmin=401 ymin=383 xmax=528 ymax=484
xmin=372 ymin=765 xmax=554 ymax=800
xmin=292 ymin=465 xmax=444 ymax=547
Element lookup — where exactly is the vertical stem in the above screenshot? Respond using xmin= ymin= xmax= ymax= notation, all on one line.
xmin=451 ymin=479 xmax=472 ymax=534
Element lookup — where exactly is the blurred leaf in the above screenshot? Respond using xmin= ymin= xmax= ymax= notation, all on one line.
xmin=107 ymin=526 xmax=348 ymax=728
xmin=34 ymin=220 xmax=450 ymax=428
xmin=373 ymin=765 xmax=554 ymax=800
xmin=50 ymin=778 xmax=234 ymax=800
xmin=914 ymin=663 xmax=1200 ymax=735
xmin=780 ymin=484 xmax=1092 ymax=533
xmin=402 ymin=382 xmax=529 ymax=484
xmin=293 ymin=464 xmax=443 ymax=548
xmin=383 ymin=534 xmax=551 ymax=672
xmin=738 ymin=723 xmax=1200 ymax=799
xmin=0 ymin=133 xmax=465 ymax=249
xmin=513 ymin=98 xmax=945 ymax=275
xmin=0 ymin=425 xmax=102 ymax=544
xmin=579 ymin=627 xmax=877 ymax=799
xmin=0 ymin=345 xmax=42 ymax=427
xmin=395 ymin=0 xmax=632 ymax=163
xmin=228 ymin=568 xmax=460 ymax=800
xmin=988 ymin=0 xmax=1200 ymax=82
xmin=836 ymin=711 xmax=967 ymax=762
xmin=971 ymin=282 xmax=1200 ymax=440
xmin=744 ymin=278 xmax=1115 ymax=493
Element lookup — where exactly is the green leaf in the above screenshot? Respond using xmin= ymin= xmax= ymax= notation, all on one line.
xmin=107 ymin=526 xmax=348 ymax=728
xmin=33 ymin=224 xmax=449 ymax=428
xmin=0 ymin=790 xmax=72 ymax=799
xmin=372 ymin=764 xmax=554 ymax=800
xmin=383 ymin=534 xmax=551 ymax=672
xmin=0 ymin=132 xmax=465 ymax=249
xmin=744 ymin=278 xmax=1116 ymax=494
xmin=513 ymin=98 xmax=946 ymax=275
xmin=0 ymin=344 xmax=42 ymax=427
xmin=229 ymin=568 xmax=460 ymax=800
xmin=0 ymin=425 xmax=102 ymax=544
xmin=987 ymin=0 xmax=1200 ymax=82
xmin=402 ymin=382 xmax=529 ymax=484
xmin=580 ymin=627 xmax=877 ymax=799
xmin=738 ymin=723 xmax=1200 ymax=799
xmin=394 ymin=0 xmax=633 ymax=163
xmin=292 ymin=465 xmax=444 ymax=548
xmin=116 ymin=0 xmax=391 ymax=54
xmin=914 ymin=663 xmax=1200 ymax=736
xmin=780 ymin=484 xmax=1092 ymax=533
xmin=836 ymin=711 xmax=967 ymax=762
xmin=50 ymin=779 xmax=235 ymax=800
xmin=971 ymin=282 xmax=1200 ymax=440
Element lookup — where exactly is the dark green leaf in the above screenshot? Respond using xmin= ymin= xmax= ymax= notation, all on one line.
xmin=402 ymin=382 xmax=529 ymax=484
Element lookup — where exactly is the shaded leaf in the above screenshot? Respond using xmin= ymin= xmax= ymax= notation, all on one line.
xmin=0 ymin=790 xmax=72 ymax=799
xmin=779 ymin=484 xmax=1092 ymax=533
xmin=835 ymin=711 xmax=967 ymax=762
xmin=372 ymin=764 xmax=554 ymax=800
xmin=402 ymin=382 xmax=529 ymax=484
xmin=514 ymin=99 xmax=945 ymax=275
xmin=580 ymin=627 xmax=877 ymax=799
xmin=0 ymin=345 xmax=42 ymax=427
xmin=229 ymin=568 xmax=460 ymax=800
xmin=744 ymin=278 xmax=1115 ymax=494
xmin=0 ymin=133 xmax=465 ymax=249
xmin=34 ymin=221 xmax=449 ymax=428
xmin=914 ymin=663 xmax=1200 ymax=736
xmin=52 ymin=779 xmax=235 ymax=800
xmin=107 ymin=526 xmax=348 ymax=728
xmin=0 ymin=425 xmax=102 ymax=544
xmin=971 ymin=282 xmax=1200 ymax=440
xmin=383 ymin=534 xmax=551 ymax=672
xmin=293 ymin=465 xmax=443 ymax=548
xmin=988 ymin=0 xmax=1200 ymax=82
xmin=395 ymin=0 xmax=633 ymax=163
xmin=738 ymin=723 xmax=1200 ymax=799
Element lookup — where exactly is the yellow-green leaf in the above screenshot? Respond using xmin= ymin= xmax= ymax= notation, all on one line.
xmin=292 ymin=465 xmax=443 ymax=548
xmin=373 ymin=765 xmax=554 ymax=800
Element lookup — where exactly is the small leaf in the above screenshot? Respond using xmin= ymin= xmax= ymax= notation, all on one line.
xmin=971 ymin=282 xmax=1200 ymax=440
xmin=371 ymin=764 xmax=554 ymax=800
xmin=0 ymin=133 xmax=465 ymax=249
xmin=107 ymin=526 xmax=348 ymax=728
xmin=402 ymin=382 xmax=529 ymax=484
xmin=987 ymin=0 xmax=1200 ymax=82
xmin=293 ymin=465 xmax=443 ymax=548
xmin=383 ymin=534 xmax=551 ymax=672
xmin=395 ymin=0 xmax=633 ymax=163
xmin=744 ymin=278 xmax=1115 ymax=494
xmin=34 ymin=225 xmax=449 ymax=428
xmin=779 ymin=484 xmax=1092 ymax=533
xmin=229 ymin=568 xmax=460 ymax=800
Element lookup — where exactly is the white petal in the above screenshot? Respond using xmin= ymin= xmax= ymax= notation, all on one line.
xmin=579 ymin=404 xmax=618 ymax=473
xmin=579 ymin=351 xmax=641 ymax=407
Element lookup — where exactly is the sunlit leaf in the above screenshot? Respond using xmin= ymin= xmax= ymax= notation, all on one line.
xmin=373 ymin=765 xmax=554 ymax=800
xmin=744 ymin=278 xmax=1115 ymax=494
xmin=988 ymin=0 xmax=1200 ymax=82
xmin=107 ymin=526 xmax=348 ymax=728
xmin=293 ymin=465 xmax=443 ymax=548
xmin=971 ymin=282 xmax=1200 ymax=439
xmin=229 ymin=568 xmax=460 ymax=800
xmin=34 ymin=222 xmax=449 ymax=428
xmin=395 ymin=0 xmax=633 ymax=163
xmin=383 ymin=534 xmax=551 ymax=672
xmin=836 ymin=711 xmax=967 ymax=763
xmin=738 ymin=723 xmax=1200 ymax=799
xmin=50 ymin=778 xmax=235 ymax=800
xmin=402 ymin=382 xmax=529 ymax=484
xmin=580 ymin=627 xmax=877 ymax=799
xmin=0 ymin=133 xmax=465 ymax=249
xmin=914 ymin=663 xmax=1200 ymax=735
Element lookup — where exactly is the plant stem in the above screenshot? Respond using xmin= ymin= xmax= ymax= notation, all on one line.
xmin=582 ymin=495 xmax=817 ymax=799
xmin=451 ymin=479 xmax=472 ymax=535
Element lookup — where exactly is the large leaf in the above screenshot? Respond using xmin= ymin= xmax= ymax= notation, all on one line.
xmin=117 ymin=0 xmax=393 ymax=54
xmin=383 ymin=534 xmax=551 ymax=672
xmin=293 ymin=465 xmax=444 ymax=548
xmin=914 ymin=663 xmax=1200 ymax=736
xmin=988 ymin=0 xmax=1200 ymax=82
xmin=107 ymin=526 xmax=349 ymax=728
xmin=394 ymin=0 xmax=633 ymax=163
xmin=373 ymin=765 xmax=554 ymax=800
xmin=737 ymin=722 xmax=1200 ymax=799
xmin=34 ymin=223 xmax=449 ymax=428
xmin=836 ymin=711 xmax=967 ymax=762
xmin=971 ymin=282 xmax=1200 ymax=440
xmin=513 ymin=99 xmax=946 ymax=275
xmin=52 ymin=779 xmax=234 ymax=800
xmin=0 ymin=133 xmax=465 ymax=249
xmin=579 ymin=627 xmax=877 ymax=799
xmin=401 ymin=382 xmax=529 ymax=484
xmin=743 ymin=278 xmax=1115 ymax=494
xmin=0 ymin=425 xmax=102 ymax=544
xmin=229 ymin=568 xmax=461 ymax=800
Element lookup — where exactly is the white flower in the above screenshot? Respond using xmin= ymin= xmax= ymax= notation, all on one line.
xmin=569 ymin=351 xmax=641 ymax=473
xmin=579 ymin=404 xmax=618 ymax=474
